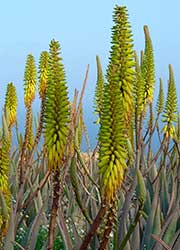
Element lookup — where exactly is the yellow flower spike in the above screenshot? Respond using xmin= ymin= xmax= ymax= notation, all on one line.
xmin=24 ymin=54 xmax=36 ymax=107
xmin=142 ymin=25 xmax=155 ymax=105
xmin=0 ymin=134 xmax=11 ymax=240
xmin=107 ymin=5 xmax=135 ymax=126
xmin=38 ymin=51 xmax=49 ymax=99
xmin=162 ymin=65 xmax=177 ymax=138
xmin=98 ymin=6 xmax=134 ymax=204
xmin=4 ymin=82 xmax=18 ymax=128
xmin=44 ymin=40 xmax=70 ymax=170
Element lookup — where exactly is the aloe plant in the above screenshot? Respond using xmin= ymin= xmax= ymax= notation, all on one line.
xmin=44 ymin=39 xmax=70 ymax=250
xmin=19 ymin=54 xmax=37 ymax=184
xmin=0 ymin=4 xmax=180 ymax=250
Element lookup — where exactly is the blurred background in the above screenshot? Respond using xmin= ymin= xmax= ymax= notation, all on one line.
xmin=0 ymin=0 xmax=180 ymax=150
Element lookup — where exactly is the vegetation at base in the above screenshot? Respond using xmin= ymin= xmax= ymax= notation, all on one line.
xmin=0 ymin=4 xmax=180 ymax=250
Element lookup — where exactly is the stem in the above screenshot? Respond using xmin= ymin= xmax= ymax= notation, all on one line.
xmin=23 ymin=170 xmax=50 ymax=210
xmin=19 ymin=105 xmax=32 ymax=185
xmin=48 ymin=168 xmax=61 ymax=250
xmin=79 ymin=202 xmax=107 ymax=250
xmin=26 ymin=96 xmax=46 ymax=165
xmin=99 ymin=204 xmax=116 ymax=250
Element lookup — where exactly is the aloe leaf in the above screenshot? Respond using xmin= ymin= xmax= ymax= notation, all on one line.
xmin=57 ymin=206 xmax=73 ymax=250
xmin=70 ymin=155 xmax=92 ymax=224
xmin=149 ymin=163 xmax=157 ymax=181
xmin=119 ymin=206 xmax=142 ymax=250
xmin=27 ymin=197 xmax=48 ymax=250
xmin=162 ymin=210 xmax=179 ymax=246
xmin=160 ymin=170 xmax=169 ymax=217
xmin=152 ymin=234 xmax=171 ymax=250
xmin=150 ymin=202 xmax=161 ymax=249
xmin=3 ymin=209 xmax=15 ymax=250
xmin=171 ymin=230 xmax=180 ymax=250
xmin=152 ymin=202 xmax=161 ymax=236
xmin=146 ymin=176 xmax=154 ymax=201
xmin=169 ymin=229 xmax=180 ymax=249
xmin=154 ymin=209 xmax=180 ymax=250
xmin=141 ymin=180 xmax=160 ymax=249
xmin=137 ymin=169 xmax=146 ymax=206
xmin=143 ymin=190 xmax=151 ymax=216
xmin=130 ymin=223 xmax=140 ymax=250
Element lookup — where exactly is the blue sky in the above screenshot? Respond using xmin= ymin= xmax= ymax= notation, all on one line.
xmin=0 ymin=0 xmax=180 ymax=148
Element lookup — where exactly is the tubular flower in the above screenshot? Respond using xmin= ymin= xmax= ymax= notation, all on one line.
xmin=106 ymin=5 xmax=135 ymax=125
xmin=4 ymin=82 xmax=17 ymax=127
xmin=94 ymin=55 xmax=104 ymax=122
xmin=0 ymin=136 xmax=11 ymax=239
xmin=141 ymin=25 xmax=155 ymax=104
xmin=38 ymin=51 xmax=49 ymax=99
xmin=24 ymin=54 xmax=36 ymax=107
xmin=98 ymin=82 xmax=127 ymax=203
xmin=156 ymin=78 xmax=164 ymax=115
xmin=44 ymin=40 xmax=70 ymax=170
xmin=134 ymin=51 xmax=145 ymax=118
xmin=162 ymin=65 xmax=177 ymax=138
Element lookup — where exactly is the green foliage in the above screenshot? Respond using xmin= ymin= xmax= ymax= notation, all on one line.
xmin=44 ymin=39 xmax=70 ymax=169
xmin=24 ymin=54 xmax=37 ymax=107
xmin=162 ymin=64 xmax=177 ymax=137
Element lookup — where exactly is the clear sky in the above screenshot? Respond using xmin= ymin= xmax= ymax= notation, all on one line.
xmin=0 ymin=0 xmax=180 ymax=148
